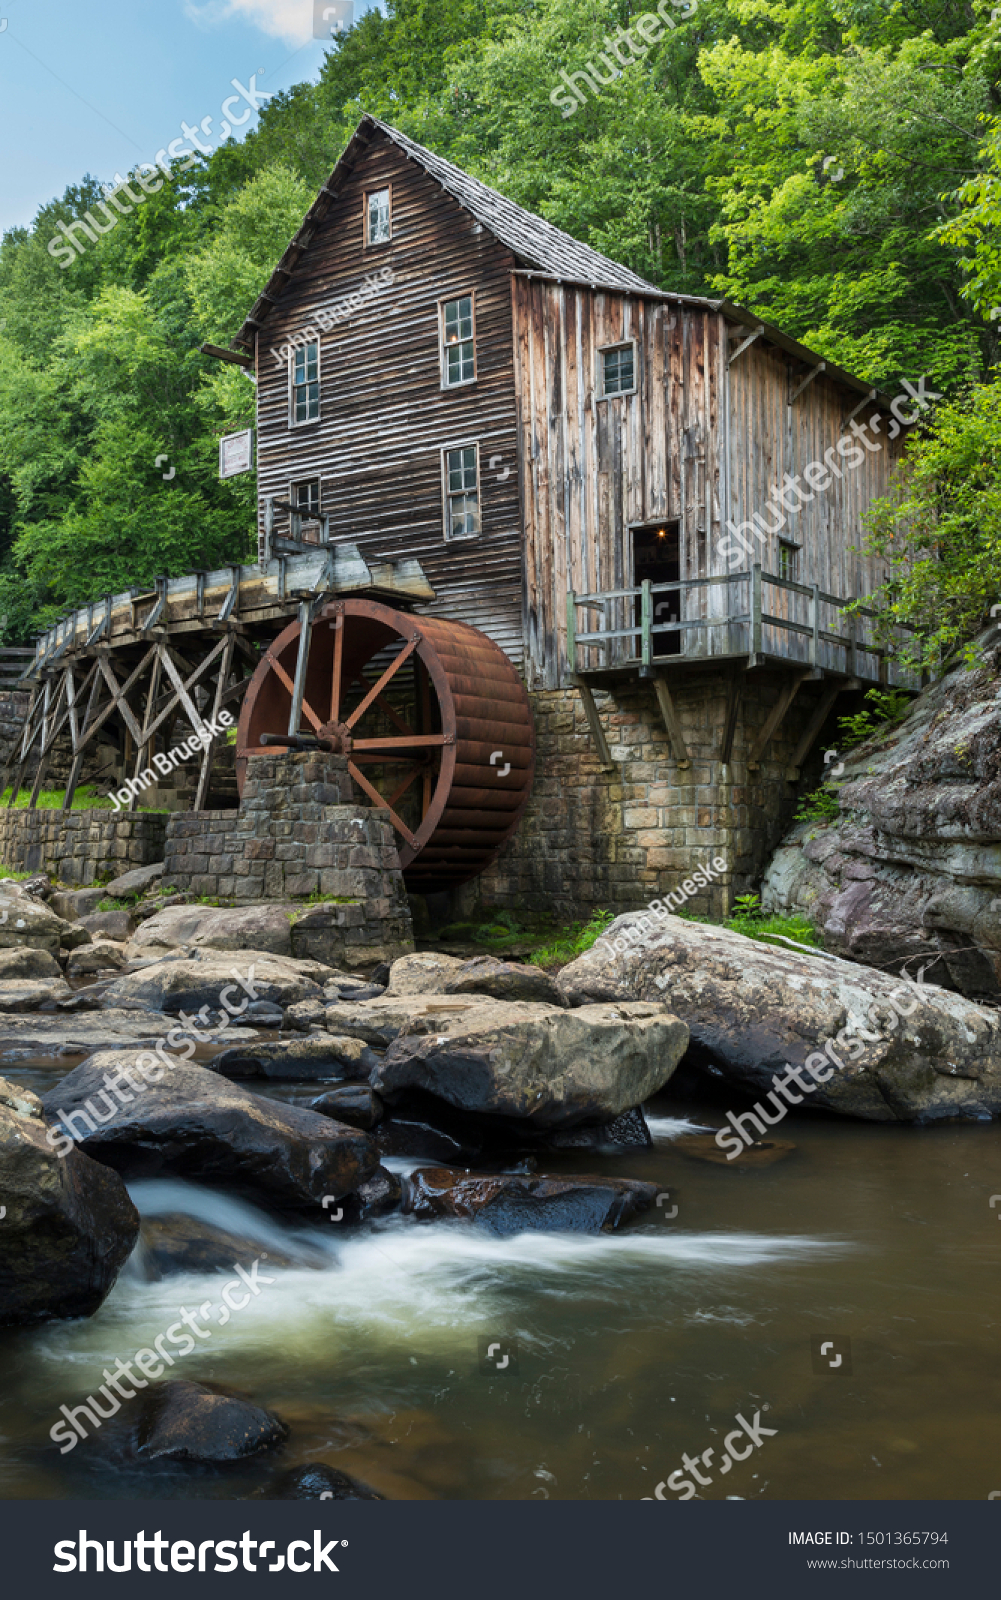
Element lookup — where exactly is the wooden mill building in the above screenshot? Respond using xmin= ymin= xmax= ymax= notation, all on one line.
xmin=211 ymin=114 xmax=911 ymax=918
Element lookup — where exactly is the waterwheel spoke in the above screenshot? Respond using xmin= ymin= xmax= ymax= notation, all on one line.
xmin=349 ymin=676 xmax=415 ymax=739
xmin=352 ymin=734 xmax=445 ymax=751
xmin=265 ymin=652 xmax=322 ymax=732
xmin=330 ymin=614 xmax=343 ymax=722
xmin=347 ymin=759 xmax=417 ymax=848
xmin=344 ymin=635 xmax=419 ymax=731
xmin=387 ymin=765 xmax=423 ymax=808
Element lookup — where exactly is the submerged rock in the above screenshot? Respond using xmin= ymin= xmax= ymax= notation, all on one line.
xmin=311 ymin=1085 xmax=384 ymax=1130
xmin=262 ymin=1462 xmax=386 ymax=1499
xmin=41 ymin=1052 xmax=378 ymax=1209
xmin=0 ymin=1074 xmax=139 ymax=1326
xmin=135 ymin=1380 xmax=289 ymax=1463
xmin=557 ymin=911 xmax=1001 ymax=1123
xmin=403 ymin=1166 xmax=659 ymax=1234
xmin=442 ymin=955 xmax=566 ymax=1007
xmin=672 ymin=1133 xmax=795 ymax=1166
xmin=348 ymin=1164 xmax=402 ymax=1222
xmin=136 ymin=1213 xmax=300 ymax=1279
xmin=373 ymin=1000 xmax=688 ymax=1127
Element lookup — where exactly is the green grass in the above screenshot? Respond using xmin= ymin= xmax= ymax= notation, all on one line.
xmin=0 ymin=783 xmax=117 ymax=810
xmin=529 ymin=908 xmax=615 ymax=970
xmin=0 ymin=866 xmax=51 ymax=881
xmin=677 ymin=893 xmax=822 ymax=952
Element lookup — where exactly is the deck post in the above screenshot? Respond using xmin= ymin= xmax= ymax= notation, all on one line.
xmin=750 ymin=564 xmax=763 ymax=663
xmin=566 ymin=590 xmax=577 ymax=675
xmin=641 ymin=579 xmax=653 ymax=668
xmin=810 ymin=584 xmax=820 ymax=669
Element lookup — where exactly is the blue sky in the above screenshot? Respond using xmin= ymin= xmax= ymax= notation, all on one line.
xmin=0 ymin=0 xmax=378 ymax=235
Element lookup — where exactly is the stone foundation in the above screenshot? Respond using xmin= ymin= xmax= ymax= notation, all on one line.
xmin=163 ymin=750 xmax=413 ymax=963
xmin=0 ymin=809 xmax=168 ymax=885
xmin=459 ymin=670 xmax=844 ymax=922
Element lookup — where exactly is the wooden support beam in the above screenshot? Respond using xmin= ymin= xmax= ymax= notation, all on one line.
xmin=789 ymin=361 xmax=825 ymax=405
xmin=572 ymin=678 xmax=615 ymax=770
xmin=747 ymin=674 xmax=808 ymax=769
xmin=719 ymin=672 xmax=741 ymax=772
xmin=728 ymin=325 xmax=765 ymax=366
xmin=652 ymin=675 xmax=691 ymax=768
xmin=785 ymin=681 xmax=842 ymax=780
xmin=194 ymin=633 xmax=235 ymax=811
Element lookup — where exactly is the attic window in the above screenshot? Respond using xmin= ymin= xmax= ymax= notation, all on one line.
xmin=440 ymin=294 xmax=476 ymax=387
xmin=366 ymin=187 xmax=391 ymax=246
xmin=600 ymin=342 xmax=635 ymax=397
xmin=291 ymin=342 xmax=319 ymax=425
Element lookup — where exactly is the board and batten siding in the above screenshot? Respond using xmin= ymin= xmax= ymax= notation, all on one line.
xmin=514 ymin=277 xmax=726 ymax=688
xmin=254 ymin=137 xmax=524 ymax=665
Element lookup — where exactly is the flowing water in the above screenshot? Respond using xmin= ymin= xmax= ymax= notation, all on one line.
xmin=2 ymin=1061 xmax=1000 ymax=1502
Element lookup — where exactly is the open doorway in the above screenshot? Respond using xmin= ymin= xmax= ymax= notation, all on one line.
xmin=632 ymin=521 xmax=681 ymax=657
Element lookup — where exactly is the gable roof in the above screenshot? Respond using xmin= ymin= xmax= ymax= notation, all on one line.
xmin=229 ymin=114 xmax=894 ymax=413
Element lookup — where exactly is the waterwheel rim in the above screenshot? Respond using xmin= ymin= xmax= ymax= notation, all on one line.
xmin=235 ymin=598 xmax=534 ymax=890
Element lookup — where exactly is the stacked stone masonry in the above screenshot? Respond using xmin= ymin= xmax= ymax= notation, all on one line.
xmin=163 ymin=750 xmax=413 ymax=964
xmin=0 ymin=809 xmax=168 ymax=885
xmin=466 ymin=672 xmax=835 ymax=921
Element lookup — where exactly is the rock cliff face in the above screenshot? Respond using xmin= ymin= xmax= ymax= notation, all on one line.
xmin=761 ymin=629 xmax=1001 ymax=998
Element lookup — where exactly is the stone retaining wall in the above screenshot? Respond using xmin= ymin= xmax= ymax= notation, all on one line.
xmin=0 ymin=809 xmax=168 ymax=884
xmin=163 ymin=750 xmax=413 ymax=964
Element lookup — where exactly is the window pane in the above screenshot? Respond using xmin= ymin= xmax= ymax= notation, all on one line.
xmin=446 ymin=337 xmax=475 ymax=386
xmin=603 ymin=346 xmax=634 ymax=395
xmin=294 ymin=347 xmax=305 ymax=384
xmin=368 ymin=189 xmax=390 ymax=243
xmin=449 ymin=493 xmax=480 ymax=538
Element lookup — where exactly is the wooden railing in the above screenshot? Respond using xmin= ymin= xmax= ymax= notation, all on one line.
xmin=567 ymin=564 xmax=919 ymax=687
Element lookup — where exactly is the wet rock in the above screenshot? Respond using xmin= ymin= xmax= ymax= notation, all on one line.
xmin=0 ymin=1008 xmax=185 ymax=1057
xmin=328 ymin=982 xmax=386 ymax=1002
xmin=104 ymin=862 xmax=164 ymax=899
xmin=81 ymin=910 xmax=134 ymax=942
xmin=557 ymin=910 xmax=1001 ymax=1123
xmin=99 ymin=951 xmax=326 ymax=1014
xmin=370 ymin=962 xmax=391 ymax=987
xmin=385 ymin=951 xmax=467 ymax=995
xmin=0 ymin=946 xmax=63 ymax=980
xmin=244 ymin=1000 xmax=284 ymax=1028
xmin=263 ymin=1463 xmax=386 ymax=1499
xmin=137 ymin=1214 xmax=300 ymax=1279
xmin=0 ymin=1073 xmax=139 ymax=1326
xmin=322 ymin=993 xmax=559 ymax=1047
xmin=349 ymin=1164 xmax=402 ymax=1222
xmin=540 ymin=1106 xmax=653 ymax=1151
xmin=0 ymin=891 xmax=91 ymax=954
xmin=41 ymin=1052 xmax=378 ymax=1209
xmin=135 ymin=1380 xmax=289 ymax=1463
xmin=373 ymin=1000 xmax=689 ymax=1127
xmin=0 ymin=977 xmax=72 ymax=1011
xmin=311 ymin=1085 xmax=384 ymax=1130
xmin=208 ymin=1035 xmax=376 ymax=1081
xmin=65 ymin=941 xmax=128 ymax=978
xmin=673 ymin=1133 xmax=795 ymax=1167
xmin=443 ymin=954 xmax=566 ymax=1007
xmin=403 ymin=1166 xmax=659 ymax=1234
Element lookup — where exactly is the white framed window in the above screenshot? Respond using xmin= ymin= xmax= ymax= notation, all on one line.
xmin=599 ymin=341 xmax=636 ymax=397
xmin=291 ymin=478 xmax=321 ymax=517
xmin=366 ymin=186 xmax=391 ymax=246
xmin=441 ymin=443 xmax=480 ymax=540
xmin=290 ymin=341 xmax=319 ymax=425
xmin=440 ymin=293 xmax=476 ymax=388
xmin=779 ymin=540 xmax=799 ymax=582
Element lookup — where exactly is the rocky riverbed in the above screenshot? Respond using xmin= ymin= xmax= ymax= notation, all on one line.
xmin=1 ymin=870 xmax=999 ymax=1500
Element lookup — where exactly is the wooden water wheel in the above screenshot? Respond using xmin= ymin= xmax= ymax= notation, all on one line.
xmin=235 ymin=597 xmax=535 ymax=891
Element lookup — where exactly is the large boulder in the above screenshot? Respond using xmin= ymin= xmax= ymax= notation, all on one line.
xmin=127 ymin=902 xmax=301 ymax=958
xmin=98 ymin=951 xmax=327 ymax=1015
xmin=373 ymin=999 xmax=688 ymax=1127
xmin=41 ymin=1051 xmax=378 ymax=1208
xmin=761 ymin=628 xmax=1001 ymax=1000
xmin=557 ymin=911 xmax=1001 ymax=1122
xmin=104 ymin=862 xmax=164 ymax=899
xmin=0 ymin=945 xmax=63 ymax=980
xmin=385 ymin=951 xmax=467 ymax=994
xmin=0 ymin=1074 xmax=139 ymax=1326
xmin=0 ymin=1008 xmax=237 ymax=1059
xmin=321 ymin=993 xmax=558 ymax=1046
xmin=0 ymin=889 xmax=90 ymax=953
xmin=66 ymin=941 xmax=128 ymax=979
xmin=403 ymin=1166 xmax=659 ymax=1234
xmin=207 ymin=1034 xmax=376 ymax=1081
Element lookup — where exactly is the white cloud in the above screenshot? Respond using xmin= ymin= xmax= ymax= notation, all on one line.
xmin=183 ymin=0 xmax=315 ymax=48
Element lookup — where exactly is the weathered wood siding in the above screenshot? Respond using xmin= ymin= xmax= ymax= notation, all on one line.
xmin=514 ymin=278 xmax=725 ymax=689
xmin=255 ymin=133 xmax=524 ymax=664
